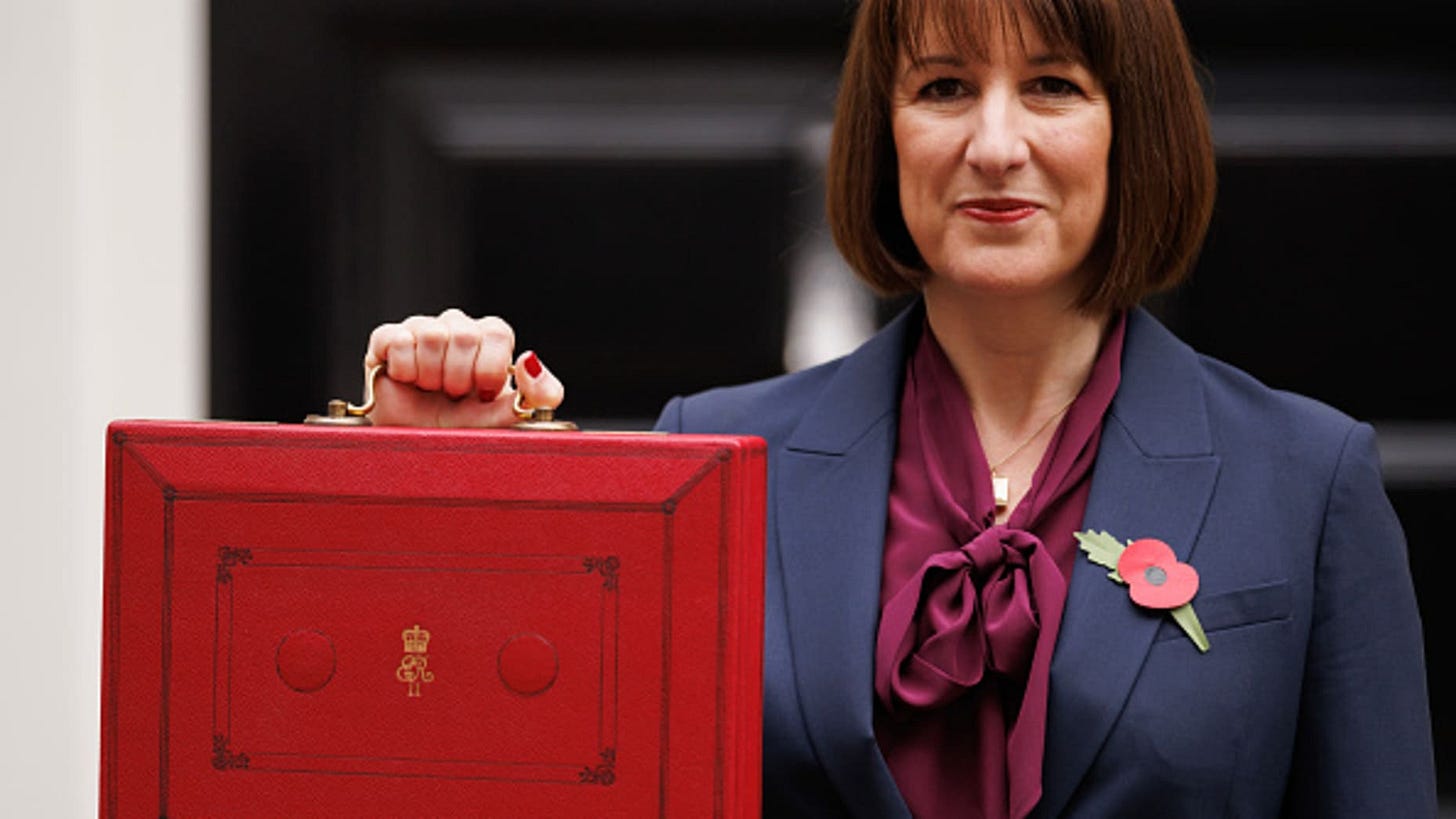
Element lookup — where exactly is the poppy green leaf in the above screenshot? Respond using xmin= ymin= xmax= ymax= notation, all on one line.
xmin=1075 ymin=529 xmax=1128 ymax=583
xmin=1170 ymin=602 xmax=1210 ymax=653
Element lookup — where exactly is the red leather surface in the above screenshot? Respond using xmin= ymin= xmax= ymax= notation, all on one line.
xmin=101 ymin=420 xmax=765 ymax=818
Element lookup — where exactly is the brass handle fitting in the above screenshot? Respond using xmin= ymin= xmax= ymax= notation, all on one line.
xmin=304 ymin=362 xmax=576 ymax=431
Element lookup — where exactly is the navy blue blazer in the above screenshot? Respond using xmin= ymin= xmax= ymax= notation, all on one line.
xmin=655 ymin=305 xmax=1435 ymax=818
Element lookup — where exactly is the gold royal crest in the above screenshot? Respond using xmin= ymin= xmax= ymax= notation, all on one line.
xmin=395 ymin=624 xmax=435 ymax=697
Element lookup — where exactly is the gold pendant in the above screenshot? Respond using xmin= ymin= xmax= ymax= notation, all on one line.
xmin=992 ymin=472 xmax=1010 ymax=511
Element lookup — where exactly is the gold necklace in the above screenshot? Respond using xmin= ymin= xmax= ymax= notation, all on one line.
xmin=986 ymin=395 xmax=1077 ymax=511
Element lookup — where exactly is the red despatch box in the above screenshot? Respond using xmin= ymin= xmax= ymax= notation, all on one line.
xmin=101 ymin=420 xmax=765 ymax=818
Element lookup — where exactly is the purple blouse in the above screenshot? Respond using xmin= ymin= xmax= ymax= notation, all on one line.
xmin=874 ymin=313 xmax=1126 ymax=819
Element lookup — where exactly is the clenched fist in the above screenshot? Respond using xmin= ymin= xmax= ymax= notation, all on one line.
xmin=364 ymin=308 xmax=565 ymax=428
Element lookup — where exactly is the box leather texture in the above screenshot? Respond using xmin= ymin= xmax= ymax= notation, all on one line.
xmin=101 ymin=420 xmax=765 ymax=818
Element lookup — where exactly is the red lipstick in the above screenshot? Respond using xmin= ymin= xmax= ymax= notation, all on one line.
xmin=958 ymin=198 xmax=1039 ymax=224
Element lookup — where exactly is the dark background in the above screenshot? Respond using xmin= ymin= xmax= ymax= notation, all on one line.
xmin=211 ymin=0 xmax=1455 ymax=799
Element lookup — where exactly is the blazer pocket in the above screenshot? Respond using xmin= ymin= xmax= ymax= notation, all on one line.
xmin=1153 ymin=580 xmax=1292 ymax=642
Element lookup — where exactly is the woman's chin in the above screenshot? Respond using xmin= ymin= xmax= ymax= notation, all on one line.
xmin=923 ymin=265 xmax=1087 ymax=306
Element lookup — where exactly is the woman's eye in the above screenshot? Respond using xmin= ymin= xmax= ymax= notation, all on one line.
xmin=1029 ymin=76 xmax=1083 ymax=97
xmin=918 ymin=78 xmax=966 ymax=100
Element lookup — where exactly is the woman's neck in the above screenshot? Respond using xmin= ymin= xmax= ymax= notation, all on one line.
xmin=923 ymin=285 xmax=1110 ymax=456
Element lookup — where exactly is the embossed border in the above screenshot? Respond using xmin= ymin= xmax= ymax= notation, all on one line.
xmin=105 ymin=428 xmax=735 ymax=818
xmin=211 ymin=545 xmax=621 ymax=782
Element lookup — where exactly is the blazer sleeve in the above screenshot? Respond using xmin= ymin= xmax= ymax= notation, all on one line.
xmin=1282 ymin=422 xmax=1437 ymax=817
xmin=653 ymin=395 xmax=685 ymax=433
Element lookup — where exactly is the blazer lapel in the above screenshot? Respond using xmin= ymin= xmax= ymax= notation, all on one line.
xmin=776 ymin=307 xmax=917 ymax=819
xmin=1035 ymin=309 xmax=1222 ymax=818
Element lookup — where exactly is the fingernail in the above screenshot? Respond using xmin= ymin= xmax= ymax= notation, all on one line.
xmin=522 ymin=352 xmax=543 ymax=378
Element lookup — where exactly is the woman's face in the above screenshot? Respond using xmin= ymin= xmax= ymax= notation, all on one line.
xmin=891 ymin=21 xmax=1112 ymax=303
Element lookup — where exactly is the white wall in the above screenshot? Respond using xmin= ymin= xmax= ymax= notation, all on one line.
xmin=0 ymin=1 xmax=204 ymax=814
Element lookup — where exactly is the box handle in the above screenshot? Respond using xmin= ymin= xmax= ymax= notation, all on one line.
xmin=304 ymin=363 xmax=578 ymax=431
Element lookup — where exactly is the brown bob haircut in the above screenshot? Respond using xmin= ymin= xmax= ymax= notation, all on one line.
xmin=826 ymin=0 xmax=1216 ymax=311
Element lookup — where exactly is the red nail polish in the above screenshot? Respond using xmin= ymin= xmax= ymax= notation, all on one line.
xmin=478 ymin=387 xmax=498 ymax=403
xmin=522 ymin=352 xmax=543 ymax=378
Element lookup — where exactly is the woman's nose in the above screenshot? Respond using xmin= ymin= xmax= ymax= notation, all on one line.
xmin=963 ymin=91 xmax=1030 ymax=176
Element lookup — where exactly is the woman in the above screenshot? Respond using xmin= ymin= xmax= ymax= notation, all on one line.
xmin=364 ymin=0 xmax=1436 ymax=815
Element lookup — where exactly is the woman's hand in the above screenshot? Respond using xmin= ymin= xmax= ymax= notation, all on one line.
xmin=363 ymin=308 xmax=564 ymax=427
